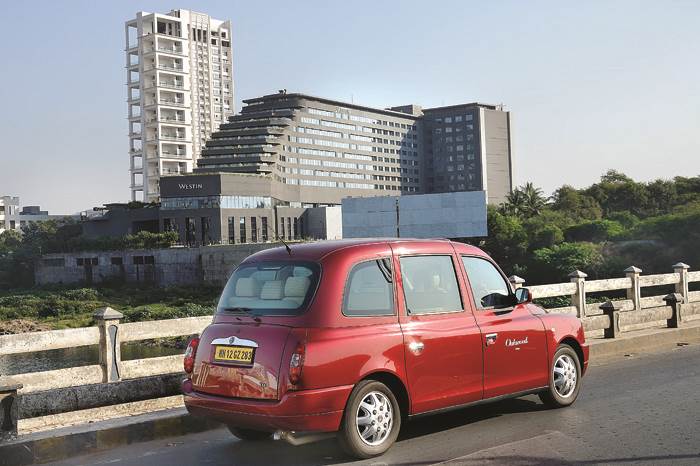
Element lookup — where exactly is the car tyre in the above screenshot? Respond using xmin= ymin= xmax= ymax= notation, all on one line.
xmin=227 ymin=425 xmax=271 ymax=441
xmin=338 ymin=380 xmax=401 ymax=459
xmin=539 ymin=344 xmax=582 ymax=408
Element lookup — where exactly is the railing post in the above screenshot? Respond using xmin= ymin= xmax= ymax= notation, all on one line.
xmin=673 ymin=262 xmax=690 ymax=304
xmin=624 ymin=266 xmax=642 ymax=311
xmin=569 ymin=270 xmax=587 ymax=318
xmin=0 ymin=383 xmax=22 ymax=441
xmin=508 ymin=275 xmax=525 ymax=290
xmin=600 ymin=300 xmax=621 ymax=338
xmin=664 ymin=293 xmax=685 ymax=328
xmin=94 ymin=307 xmax=124 ymax=383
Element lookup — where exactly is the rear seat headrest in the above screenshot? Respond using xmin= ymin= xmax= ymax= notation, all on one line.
xmin=285 ymin=276 xmax=310 ymax=298
xmin=260 ymin=280 xmax=284 ymax=300
xmin=235 ymin=277 xmax=260 ymax=297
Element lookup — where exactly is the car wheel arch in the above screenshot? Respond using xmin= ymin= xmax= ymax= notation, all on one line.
xmin=558 ymin=336 xmax=584 ymax=369
xmin=357 ymin=370 xmax=411 ymax=419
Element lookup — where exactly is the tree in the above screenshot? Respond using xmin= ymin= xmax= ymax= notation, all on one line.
xmin=521 ymin=182 xmax=548 ymax=216
xmin=531 ymin=242 xmax=604 ymax=282
xmin=564 ymin=220 xmax=624 ymax=243
xmin=550 ymin=185 xmax=602 ymax=221
xmin=500 ymin=183 xmax=548 ymax=218
xmin=600 ymin=169 xmax=633 ymax=184
xmin=500 ymin=188 xmax=527 ymax=217
xmin=482 ymin=207 xmax=529 ymax=274
xmin=0 ymin=230 xmax=22 ymax=253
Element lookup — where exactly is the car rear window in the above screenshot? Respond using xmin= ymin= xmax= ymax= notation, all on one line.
xmin=217 ymin=261 xmax=320 ymax=316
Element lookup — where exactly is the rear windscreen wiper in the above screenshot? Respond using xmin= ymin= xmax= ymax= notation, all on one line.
xmin=220 ymin=307 xmax=253 ymax=314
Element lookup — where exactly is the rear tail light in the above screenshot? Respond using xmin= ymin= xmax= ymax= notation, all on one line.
xmin=289 ymin=341 xmax=306 ymax=386
xmin=184 ymin=337 xmax=199 ymax=374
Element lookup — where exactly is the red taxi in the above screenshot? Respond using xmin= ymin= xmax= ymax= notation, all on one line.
xmin=182 ymin=239 xmax=588 ymax=458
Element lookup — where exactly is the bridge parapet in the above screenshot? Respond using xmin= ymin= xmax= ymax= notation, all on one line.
xmin=2 ymin=262 xmax=700 ymax=438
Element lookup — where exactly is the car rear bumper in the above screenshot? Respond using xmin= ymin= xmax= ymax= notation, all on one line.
xmin=182 ymin=379 xmax=352 ymax=433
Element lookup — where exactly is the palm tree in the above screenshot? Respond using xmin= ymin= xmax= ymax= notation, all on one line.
xmin=521 ymin=182 xmax=547 ymax=216
xmin=501 ymin=188 xmax=528 ymax=217
xmin=501 ymin=183 xmax=548 ymax=217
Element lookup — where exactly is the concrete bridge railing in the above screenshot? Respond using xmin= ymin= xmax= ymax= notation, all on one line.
xmin=509 ymin=262 xmax=700 ymax=336
xmin=2 ymin=262 xmax=700 ymax=440
xmin=0 ymin=312 xmax=210 ymax=440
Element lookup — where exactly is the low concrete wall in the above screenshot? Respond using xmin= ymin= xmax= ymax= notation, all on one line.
xmin=35 ymin=243 xmax=284 ymax=287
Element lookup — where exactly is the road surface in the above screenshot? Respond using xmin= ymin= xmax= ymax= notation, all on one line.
xmin=54 ymin=344 xmax=700 ymax=465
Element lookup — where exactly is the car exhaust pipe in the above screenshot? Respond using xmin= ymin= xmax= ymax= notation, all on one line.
xmin=273 ymin=430 xmax=336 ymax=446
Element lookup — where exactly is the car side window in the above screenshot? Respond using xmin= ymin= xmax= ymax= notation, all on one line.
xmin=399 ymin=255 xmax=462 ymax=314
xmin=343 ymin=258 xmax=394 ymax=316
xmin=461 ymin=256 xmax=514 ymax=310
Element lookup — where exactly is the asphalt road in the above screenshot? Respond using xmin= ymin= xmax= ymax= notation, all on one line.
xmin=53 ymin=344 xmax=700 ymax=466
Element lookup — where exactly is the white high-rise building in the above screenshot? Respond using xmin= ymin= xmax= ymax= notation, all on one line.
xmin=125 ymin=9 xmax=234 ymax=202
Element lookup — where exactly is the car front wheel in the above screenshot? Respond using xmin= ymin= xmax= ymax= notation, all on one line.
xmin=539 ymin=344 xmax=582 ymax=408
xmin=338 ymin=380 xmax=401 ymax=459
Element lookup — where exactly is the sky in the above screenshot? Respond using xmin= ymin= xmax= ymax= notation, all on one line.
xmin=0 ymin=0 xmax=698 ymax=214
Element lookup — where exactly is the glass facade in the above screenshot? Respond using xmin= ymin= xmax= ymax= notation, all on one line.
xmin=161 ymin=195 xmax=273 ymax=210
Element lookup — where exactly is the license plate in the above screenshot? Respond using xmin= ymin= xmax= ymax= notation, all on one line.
xmin=213 ymin=345 xmax=255 ymax=364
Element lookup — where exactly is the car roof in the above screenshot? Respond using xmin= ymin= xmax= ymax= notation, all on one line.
xmin=243 ymin=238 xmax=488 ymax=262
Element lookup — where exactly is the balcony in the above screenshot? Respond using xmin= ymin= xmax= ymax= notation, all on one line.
xmin=157 ymin=46 xmax=184 ymax=55
xmin=160 ymin=151 xmax=188 ymax=159
xmin=159 ymin=99 xmax=186 ymax=107
xmin=160 ymin=134 xmax=189 ymax=142
xmin=160 ymin=117 xmax=187 ymax=124
xmin=158 ymin=81 xmax=184 ymax=90
xmin=157 ymin=64 xmax=184 ymax=72
xmin=161 ymin=168 xmax=183 ymax=175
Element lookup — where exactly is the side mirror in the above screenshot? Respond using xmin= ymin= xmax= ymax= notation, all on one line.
xmin=515 ymin=287 xmax=532 ymax=304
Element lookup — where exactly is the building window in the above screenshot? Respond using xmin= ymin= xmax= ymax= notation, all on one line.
xmin=280 ymin=217 xmax=285 ymax=240
xmin=287 ymin=217 xmax=292 ymax=241
xmin=293 ymin=217 xmax=299 ymax=240
xmin=228 ymin=217 xmax=236 ymax=244
xmin=185 ymin=217 xmax=196 ymax=246
xmin=239 ymin=217 xmax=247 ymax=243
xmin=77 ymin=257 xmax=98 ymax=266
xmin=111 ymin=257 xmax=123 ymax=266
xmin=201 ymin=217 xmax=210 ymax=245
xmin=261 ymin=216 xmax=268 ymax=242
xmin=42 ymin=258 xmax=65 ymax=267
xmin=251 ymin=217 xmax=258 ymax=243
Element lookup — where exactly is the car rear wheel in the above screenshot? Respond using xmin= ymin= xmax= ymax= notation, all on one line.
xmin=539 ymin=344 xmax=582 ymax=408
xmin=338 ymin=380 xmax=401 ymax=459
xmin=227 ymin=425 xmax=271 ymax=441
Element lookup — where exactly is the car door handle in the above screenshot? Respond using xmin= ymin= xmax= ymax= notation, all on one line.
xmin=408 ymin=341 xmax=425 ymax=354
xmin=485 ymin=333 xmax=498 ymax=346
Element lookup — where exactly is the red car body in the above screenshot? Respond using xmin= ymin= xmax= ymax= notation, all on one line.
xmin=183 ymin=239 xmax=589 ymax=436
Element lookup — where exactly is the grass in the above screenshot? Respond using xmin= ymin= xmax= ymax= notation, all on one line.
xmin=0 ymin=283 xmax=220 ymax=330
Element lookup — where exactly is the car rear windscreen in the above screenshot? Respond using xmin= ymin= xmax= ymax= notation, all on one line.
xmin=216 ymin=261 xmax=320 ymax=316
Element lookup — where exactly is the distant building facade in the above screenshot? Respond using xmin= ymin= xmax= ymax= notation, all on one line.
xmin=125 ymin=9 xmax=235 ymax=202
xmin=193 ymin=91 xmax=513 ymax=205
xmin=82 ymin=173 xmax=343 ymax=245
xmin=0 ymin=196 xmax=76 ymax=233
xmin=0 ymin=196 xmax=19 ymax=233
xmin=86 ymin=92 xmax=510 ymax=244
xmin=342 ymin=191 xmax=487 ymax=239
